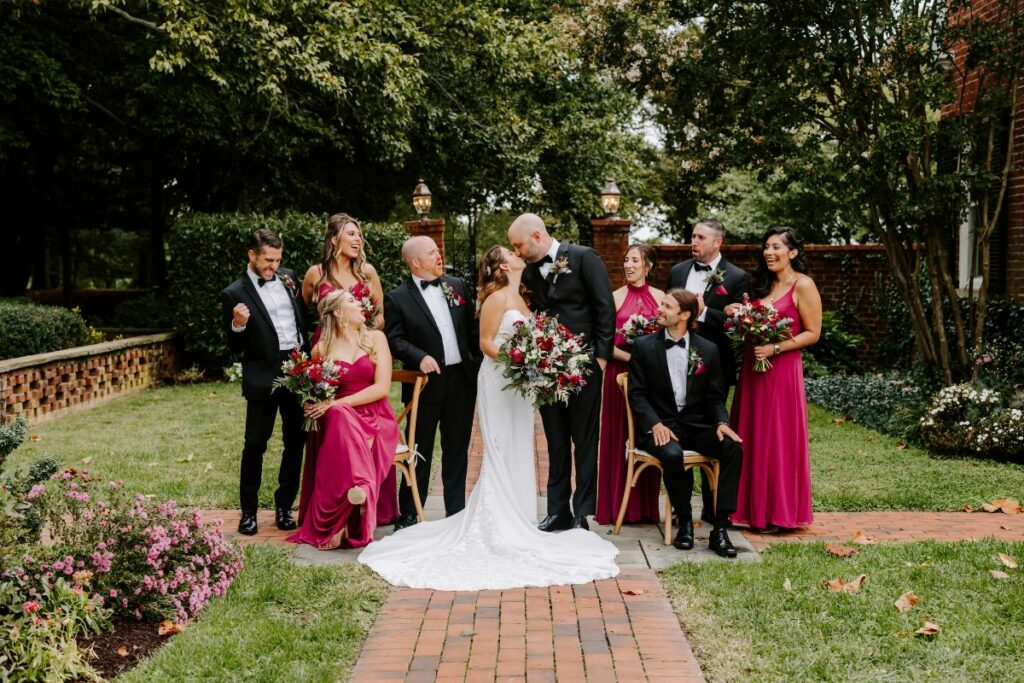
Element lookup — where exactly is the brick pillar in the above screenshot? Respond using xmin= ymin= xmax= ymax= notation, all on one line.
xmin=403 ymin=218 xmax=446 ymax=264
xmin=591 ymin=218 xmax=631 ymax=289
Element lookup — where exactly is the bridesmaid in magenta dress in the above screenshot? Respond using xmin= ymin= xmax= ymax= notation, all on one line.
xmin=728 ymin=227 xmax=822 ymax=532
xmin=595 ymin=244 xmax=665 ymax=525
xmin=287 ymin=289 xmax=400 ymax=549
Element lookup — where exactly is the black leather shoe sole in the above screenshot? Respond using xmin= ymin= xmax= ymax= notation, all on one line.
xmin=538 ymin=515 xmax=572 ymax=532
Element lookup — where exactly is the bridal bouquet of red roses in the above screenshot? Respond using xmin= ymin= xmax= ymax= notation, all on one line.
xmin=272 ymin=351 xmax=347 ymax=430
xmin=497 ymin=313 xmax=592 ymax=408
xmin=617 ymin=313 xmax=661 ymax=346
xmin=724 ymin=294 xmax=794 ymax=372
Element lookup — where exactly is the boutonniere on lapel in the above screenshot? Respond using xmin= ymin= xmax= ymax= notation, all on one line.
xmin=704 ymin=267 xmax=728 ymax=296
xmin=687 ymin=347 xmax=706 ymax=376
xmin=277 ymin=271 xmax=297 ymax=292
xmin=549 ymin=256 xmax=572 ymax=285
xmin=439 ymin=281 xmax=465 ymax=307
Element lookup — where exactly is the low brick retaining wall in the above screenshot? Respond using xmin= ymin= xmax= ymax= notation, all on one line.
xmin=0 ymin=333 xmax=178 ymax=424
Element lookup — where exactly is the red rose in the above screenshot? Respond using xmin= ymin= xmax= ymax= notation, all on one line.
xmin=509 ymin=347 xmax=525 ymax=364
xmin=538 ymin=337 xmax=555 ymax=351
xmin=538 ymin=358 xmax=551 ymax=369
xmin=714 ymin=284 xmax=728 ymax=296
xmin=695 ymin=363 xmax=705 ymax=376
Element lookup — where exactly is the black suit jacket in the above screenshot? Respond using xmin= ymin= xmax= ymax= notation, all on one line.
xmin=666 ymin=257 xmax=750 ymax=385
xmin=220 ymin=268 xmax=308 ymax=401
xmin=384 ymin=275 xmax=480 ymax=403
xmin=521 ymin=242 xmax=616 ymax=360
xmin=627 ymin=331 xmax=729 ymax=436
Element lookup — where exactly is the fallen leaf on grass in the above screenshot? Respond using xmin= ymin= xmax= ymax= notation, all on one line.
xmin=176 ymin=454 xmax=194 ymax=463
xmin=116 ymin=645 xmax=129 ymax=657
xmin=825 ymin=544 xmax=858 ymax=558
xmin=622 ymin=589 xmax=647 ymax=596
xmin=783 ymin=578 xmax=792 ymax=591
xmin=962 ymin=504 xmax=975 ymax=513
xmin=914 ymin=621 xmax=941 ymax=637
xmin=896 ymin=443 xmax=907 ymax=450
xmin=832 ymin=416 xmax=846 ymax=425
xmin=894 ymin=591 xmax=920 ymax=613
xmin=29 ymin=435 xmax=40 ymax=442
xmin=852 ymin=530 xmax=878 ymax=545
xmin=823 ymin=574 xmax=866 ymax=594
xmin=982 ymin=503 xmax=1000 ymax=512
xmin=204 ymin=462 xmax=213 ymax=472
xmin=981 ymin=498 xmax=1023 ymax=514
xmin=997 ymin=553 xmax=1018 ymax=569
xmin=157 ymin=620 xmax=183 ymax=636
xmin=81 ymin=456 xmax=93 ymax=465
xmin=989 ymin=570 xmax=1011 ymax=580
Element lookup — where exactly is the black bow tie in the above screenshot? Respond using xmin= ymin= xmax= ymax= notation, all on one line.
xmin=538 ymin=254 xmax=553 ymax=265
xmin=420 ymin=278 xmax=442 ymax=290
xmin=664 ymin=336 xmax=687 ymax=350
xmin=257 ymin=275 xmax=276 ymax=287
xmin=693 ymin=263 xmax=712 ymax=272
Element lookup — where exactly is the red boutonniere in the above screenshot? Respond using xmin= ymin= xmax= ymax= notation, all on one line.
xmin=704 ymin=267 xmax=727 ymax=296
xmin=278 ymin=272 xmax=297 ymax=292
xmin=440 ymin=281 xmax=465 ymax=307
xmin=687 ymin=347 xmax=706 ymax=376
xmin=714 ymin=284 xmax=728 ymax=296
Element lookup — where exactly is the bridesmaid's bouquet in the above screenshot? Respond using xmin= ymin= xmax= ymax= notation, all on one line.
xmin=349 ymin=280 xmax=378 ymax=325
xmin=497 ymin=313 xmax=592 ymax=408
xmin=273 ymin=351 xmax=347 ymax=431
xmin=724 ymin=294 xmax=794 ymax=372
xmin=617 ymin=313 xmax=661 ymax=345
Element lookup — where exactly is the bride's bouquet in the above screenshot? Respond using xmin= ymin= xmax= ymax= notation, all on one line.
xmin=724 ymin=294 xmax=794 ymax=372
xmin=497 ymin=313 xmax=592 ymax=408
xmin=617 ymin=313 xmax=661 ymax=346
xmin=272 ymin=350 xmax=347 ymax=431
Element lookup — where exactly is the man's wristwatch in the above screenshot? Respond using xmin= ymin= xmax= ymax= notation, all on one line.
xmin=773 ymin=343 xmax=781 ymax=356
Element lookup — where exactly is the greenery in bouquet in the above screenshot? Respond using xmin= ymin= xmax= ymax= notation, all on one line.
xmin=272 ymin=351 xmax=348 ymax=431
xmin=497 ymin=313 xmax=591 ymax=408
xmin=617 ymin=313 xmax=661 ymax=346
xmin=724 ymin=294 xmax=795 ymax=372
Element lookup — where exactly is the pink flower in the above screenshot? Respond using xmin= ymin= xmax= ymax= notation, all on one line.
xmin=714 ymin=284 xmax=728 ymax=296
xmin=24 ymin=484 xmax=46 ymax=501
xmin=22 ymin=601 xmax=41 ymax=614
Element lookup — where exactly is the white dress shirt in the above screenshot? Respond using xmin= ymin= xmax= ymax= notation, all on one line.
xmin=665 ymin=330 xmax=691 ymax=412
xmin=538 ymin=239 xmax=562 ymax=280
xmin=412 ymin=275 xmax=463 ymax=366
xmin=684 ymin=253 xmax=722 ymax=324
xmin=233 ymin=269 xmax=302 ymax=350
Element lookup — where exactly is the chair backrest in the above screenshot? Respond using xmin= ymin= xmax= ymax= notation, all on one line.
xmin=392 ymin=369 xmax=429 ymax=452
xmin=616 ymin=372 xmax=636 ymax=453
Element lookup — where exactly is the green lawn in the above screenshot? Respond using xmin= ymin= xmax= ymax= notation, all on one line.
xmin=663 ymin=540 xmax=1024 ymax=682
xmin=7 ymin=383 xmax=1023 ymax=512
xmin=119 ymin=545 xmax=388 ymax=682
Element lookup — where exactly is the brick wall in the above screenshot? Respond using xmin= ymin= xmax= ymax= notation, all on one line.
xmin=1 ymin=334 xmax=178 ymax=425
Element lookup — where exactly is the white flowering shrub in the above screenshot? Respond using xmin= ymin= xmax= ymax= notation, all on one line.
xmin=919 ymin=384 xmax=1024 ymax=458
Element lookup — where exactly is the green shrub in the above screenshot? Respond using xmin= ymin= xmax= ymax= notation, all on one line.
xmin=167 ymin=212 xmax=408 ymax=369
xmin=803 ymin=310 xmax=863 ymax=377
xmin=805 ymin=372 xmax=927 ymax=437
xmin=0 ymin=302 xmax=91 ymax=360
xmin=919 ymin=384 xmax=1024 ymax=460
xmin=0 ymin=416 xmax=28 ymax=463
xmin=113 ymin=292 xmax=175 ymax=329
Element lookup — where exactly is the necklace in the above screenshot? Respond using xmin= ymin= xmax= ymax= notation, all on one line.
xmin=765 ymin=273 xmax=799 ymax=304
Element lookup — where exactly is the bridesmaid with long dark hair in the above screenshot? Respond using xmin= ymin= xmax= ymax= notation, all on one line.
xmin=727 ymin=227 xmax=822 ymax=532
xmin=594 ymin=244 xmax=664 ymax=526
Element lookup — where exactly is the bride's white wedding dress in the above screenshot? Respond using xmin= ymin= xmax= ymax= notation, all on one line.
xmin=358 ymin=309 xmax=619 ymax=590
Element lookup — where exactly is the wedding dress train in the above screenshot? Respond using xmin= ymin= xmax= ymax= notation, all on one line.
xmin=358 ymin=310 xmax=619 ymax=590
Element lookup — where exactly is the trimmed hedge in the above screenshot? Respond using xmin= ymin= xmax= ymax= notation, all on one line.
xmin=0 ymin=302 xmax=91 ymax=361
xmin=805 ymin=372 xmax=927 ymax=437
xmin=167 ymin=212 xmax=408 ymax=369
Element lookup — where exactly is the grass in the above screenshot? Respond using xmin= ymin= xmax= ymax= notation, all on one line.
xmin=118 ymin=544 xmax=388 ymax=682
xmin=662 ymin=539 xmax=1024 ymax=682
xmin=5 ymin=381 xmax=411 ymax=509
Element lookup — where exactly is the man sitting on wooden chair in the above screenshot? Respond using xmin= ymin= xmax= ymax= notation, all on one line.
xmin=627 ymin=288 xmax=744 ymax=557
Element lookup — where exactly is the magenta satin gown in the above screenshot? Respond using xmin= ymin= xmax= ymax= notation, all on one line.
xmin=286 ymin=355 xmax=400 ymax=548
xmin=730 ymin=282 xmax=813 ymax=529
xmin=594 ymin=282 xmax=662 ymax=525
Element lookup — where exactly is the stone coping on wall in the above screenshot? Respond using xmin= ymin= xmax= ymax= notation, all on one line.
xmin=0 ymin=332 xmax=176 ymax=373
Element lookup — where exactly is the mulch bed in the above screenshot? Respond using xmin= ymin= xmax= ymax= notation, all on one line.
xmin=78 ymin=617 xmax=174 ymax=679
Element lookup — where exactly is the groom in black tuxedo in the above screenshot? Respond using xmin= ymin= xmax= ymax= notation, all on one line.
xmin=509 ymin=213 xmax=615 ymax=531
xmin=666 ymin=218 xmax=749 ymax=525
xmin=220 ymin=229 xmax=309 ymax=536
xmin=628 ymin=288 xmax=743 ymax=557
xmin=385 ymin=236 xmax=479 ymax=530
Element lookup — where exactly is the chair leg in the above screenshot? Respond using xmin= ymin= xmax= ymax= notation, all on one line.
xmin=613 ymin=454 xmax=636 ymax=535
xmin=663 ymin=491 xmax=672 ymax=546
xmin=710 ymin=462 xmax=719 ymax=520
xmin=407 ymin=458 xmax=426 ymax=523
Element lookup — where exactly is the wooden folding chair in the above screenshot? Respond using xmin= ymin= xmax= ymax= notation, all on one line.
xmin=613 ymin=372 xmax=719 ymax=545
xmin=392 ymin=369 xmax=429 ymax=522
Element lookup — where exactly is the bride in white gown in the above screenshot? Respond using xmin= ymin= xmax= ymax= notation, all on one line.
xmin=358 ymin=246 xmax=619 ymax=590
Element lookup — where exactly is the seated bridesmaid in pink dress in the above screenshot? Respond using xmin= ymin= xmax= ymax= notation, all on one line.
xmin=286 ymin=289 xmax=399 ymax=549
xmin=728 ymin=227 xmax=822 ymax=532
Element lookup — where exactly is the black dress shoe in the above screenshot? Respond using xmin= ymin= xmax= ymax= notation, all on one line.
xmin=537 ymin=514 xmax=572 ymax=532
xmin=673 ymin=520 xmax=695 ymax=550
xmin=709 ymin=528 xmax=738 ymax=558
xmin=275 ymin=507 xmax=297 ymax=531
xmin=394 ymin=513 xmax=418 ymax=531
xmin=237 ymin=510 xmax=258 ymax=536
xmin=571 ymin=515 xmax=589 ymax=530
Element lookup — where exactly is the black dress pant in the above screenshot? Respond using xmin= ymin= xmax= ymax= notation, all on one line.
xmin=639 ymin=420 xmax=742 ymax=527
xmin=240 ymin=387 xmax=306 ymax=512
xmin=399 ymin=364 xmax=476 ymax=517
xmin=539 ymin=358 xmax=602 ymax=518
